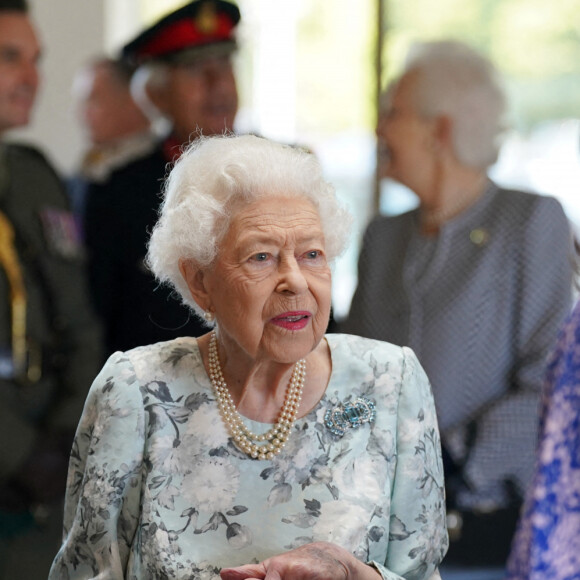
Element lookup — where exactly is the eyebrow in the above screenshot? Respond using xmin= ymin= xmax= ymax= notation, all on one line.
xmin=0 ymin=44 xmax=20 ymax=56
xmin=0 ymin=42 xmax=42 ymax=61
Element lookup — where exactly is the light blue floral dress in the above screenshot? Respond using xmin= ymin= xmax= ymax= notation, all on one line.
xmin=506 ymin=301 xmax=580 ymax=580
xmin=49 ymin=334 xmax=447 ymax=579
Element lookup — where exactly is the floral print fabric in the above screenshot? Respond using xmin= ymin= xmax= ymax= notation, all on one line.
xmin=506 ymin=302 xmax=580 ymax=580
xmin=49 ymin=333 xmax=447 ymax=580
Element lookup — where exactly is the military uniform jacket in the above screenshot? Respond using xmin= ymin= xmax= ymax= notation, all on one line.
xmin=83 ymin=140 xmax=206 ymax=357
xmin=343 ymin=181 xmax=574 ymax=508
xmin=0 ymin=143 xmax=102 ymax=481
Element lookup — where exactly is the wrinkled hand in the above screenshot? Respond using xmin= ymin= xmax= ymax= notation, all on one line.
xmin=220 ymin=542 xmax=381 ymax=580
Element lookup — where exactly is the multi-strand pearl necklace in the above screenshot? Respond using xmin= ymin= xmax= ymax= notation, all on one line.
xmin=208 ymin=331 xmax=306 ymax=460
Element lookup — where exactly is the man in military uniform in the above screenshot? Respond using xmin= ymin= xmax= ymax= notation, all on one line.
xmin=83 ymin=0 xmax=241 ymax=356
xmin=0 ymin=1 xmax=103 ymax=577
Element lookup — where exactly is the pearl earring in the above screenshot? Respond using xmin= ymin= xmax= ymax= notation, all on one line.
xmin=203 ymin=310 xmax=215 ymax=322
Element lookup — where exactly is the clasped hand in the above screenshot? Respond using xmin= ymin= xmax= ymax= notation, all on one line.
xmin=220 ymin=541 xmax=381 ymax=580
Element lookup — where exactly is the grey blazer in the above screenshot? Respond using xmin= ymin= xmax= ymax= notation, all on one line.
xmin=343 ymin=182 xmax=574 ymax=508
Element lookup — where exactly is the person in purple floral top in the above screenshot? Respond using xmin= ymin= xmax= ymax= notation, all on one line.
xmin=48 ymin=134 xmax=448 ymax=580
xmin=506 ymin=299 xmax=580 ymax=579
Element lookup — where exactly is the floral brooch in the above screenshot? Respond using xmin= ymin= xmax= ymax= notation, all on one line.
xmin=324 ymin=396 xmax=376 ymax=437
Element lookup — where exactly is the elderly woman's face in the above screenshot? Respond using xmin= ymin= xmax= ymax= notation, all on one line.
xmin=376 ymin=72 xmax=438 ymax=200
xmin=195 ymin=195 xmax=332 ymax=364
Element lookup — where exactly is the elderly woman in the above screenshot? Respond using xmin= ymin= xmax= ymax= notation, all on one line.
xmin=48 ymin=135 xmax=447 ymax=579
xmin=343 ymin=40 xmax=573 ymax=574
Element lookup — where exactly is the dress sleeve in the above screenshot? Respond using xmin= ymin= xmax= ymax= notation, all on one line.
xmin=370 ymin=347 xmax=448 ymax=580
xmin=49 ymin=352 xmax=146 ymax=579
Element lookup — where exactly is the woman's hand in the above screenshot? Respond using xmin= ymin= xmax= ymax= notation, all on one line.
xmin=220 ymin=542 xmax=381 ymax=580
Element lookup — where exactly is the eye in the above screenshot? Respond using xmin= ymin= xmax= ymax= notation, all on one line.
xmin=251 ymin=252 xmax=269 ymax=262
xmin=0 ymin=48 xmax=19 ymax=64
xmin=302 ymin=249 xmax=327 ymax=264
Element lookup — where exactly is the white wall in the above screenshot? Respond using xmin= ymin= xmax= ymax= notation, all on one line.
xmin=103 ymin=0 xmax=142 ymax=54
xmin=7 ymin=0 xmax=106 ymax=175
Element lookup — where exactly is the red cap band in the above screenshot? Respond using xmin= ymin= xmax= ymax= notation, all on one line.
xmin=137 ymin=13 xmax=236 ymax=61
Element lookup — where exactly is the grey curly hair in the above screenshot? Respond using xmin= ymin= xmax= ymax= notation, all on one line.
xmin=146 ymin=133 xmax=352 ymax=318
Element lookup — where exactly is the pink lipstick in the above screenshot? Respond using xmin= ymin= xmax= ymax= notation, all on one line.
xmin=271 ymin=311 xmax=311 ymax=331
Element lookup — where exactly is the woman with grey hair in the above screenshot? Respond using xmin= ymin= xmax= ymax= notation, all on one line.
xmin=344 ymin=40 xmax=573 ymax=575
xmin=49 ymin=134 xmax=447 ymax=579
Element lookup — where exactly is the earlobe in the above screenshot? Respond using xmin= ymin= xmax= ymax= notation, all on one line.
xmin=179 ymin=259 xmax=211 ymax=309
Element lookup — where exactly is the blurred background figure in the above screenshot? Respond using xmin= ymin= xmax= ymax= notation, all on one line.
xmin=342 ymin=40 xmax=574 ymax=578
xmin=506 ymin=298 xmax=580 ymax=580
xmin=83 ymin=0 xmax=241 ymax=358
xmin=68 ymin=56 xmax=155 ymax=221
xmin=0 ymin=0 xmax=102 ymax=578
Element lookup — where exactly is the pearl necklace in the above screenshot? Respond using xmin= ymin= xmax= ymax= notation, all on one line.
xmin=208 ymin=331 xmax=306 ymax=460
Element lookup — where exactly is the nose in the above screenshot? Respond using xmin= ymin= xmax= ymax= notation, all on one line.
xmin=276 ymin=257 xmax=308 ymax=295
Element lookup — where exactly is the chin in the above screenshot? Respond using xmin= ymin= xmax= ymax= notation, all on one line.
xmin=271 ymin=337 xmax=318 ymax=364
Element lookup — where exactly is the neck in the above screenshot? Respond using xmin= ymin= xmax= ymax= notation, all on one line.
xmin=420 ymin=168 xmax=487 ymax=234
xmin=199 ymin=331 xmax=301 ymax=422
xmin=198 ymin=331 xmax=331 ymax=423
xmin=234 ymin=363 xmax=298 ymax=422
xmin=206 ymin=330 xmax=307 ymax=460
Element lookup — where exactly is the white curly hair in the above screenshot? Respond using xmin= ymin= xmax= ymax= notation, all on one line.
xmin=146 ymin=133 xmax=352 ymax=319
